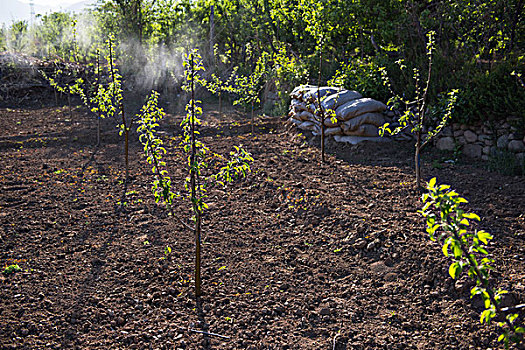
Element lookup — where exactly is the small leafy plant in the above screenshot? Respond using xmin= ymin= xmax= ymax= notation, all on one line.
xmin=291 ymin=86 xmax=338 ymax=164
xmin=105 ymin=34 xmax=133 ymax=184
xmin=3 ymin=264 xmax=22 ymax=275
xmin=137 ymin=49 xmax=253 ymax=298
xmin=379 ymin=31 xmax=458 ymax=189
xmin=231 ymin=52 xmax=269 ymax=133
xmin=43 ymin=34 xmax=132 ymax=184
xmin=204 ymin=67 xmax=238 ymax=116
xmin=419 ymin=178 xmax=524 ymax=348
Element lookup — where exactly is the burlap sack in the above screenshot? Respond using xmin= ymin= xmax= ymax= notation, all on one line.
xmin=321 ymin=90 xmax=362 ymax=110
xmin=343 ymin=124 xmax=379 ymax=137
xmin=342 ymin=113 xmax=386 ymax=131
xmin=336 ymin=98 xmax=387 ymax=121
xmin=334 ymin=135 xmax=390 ymax=144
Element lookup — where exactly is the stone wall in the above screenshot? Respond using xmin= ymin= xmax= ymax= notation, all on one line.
xmin=433 ymin=118 xmax=524 ymax=163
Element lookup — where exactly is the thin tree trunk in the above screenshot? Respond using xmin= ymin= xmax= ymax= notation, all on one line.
xmin=124 ymin=129 xmax=129 ymax=182
xmin=210 ymin=5 xmax=215 ymax=63
xmin=68 ymin=93 xmax=72 ymax=118
xmin=415 ymin=131 xmax=422 ymax=189
xmin=218 ymin=92 xmax=222 ymax=116
xmin=96 ymin=50 xmax=101 ymax=146
xmin=109 ymin=37 xmax=130 ymax=184
xmin=317 ymin=41 xmax=326 ymax=163
xmin=97 ymin=116 xmax=101 ymax=146
xmin=195 ymin=212 xmax=202 ymax=297
xmin=251 ymin=101 xmax=254 ymax=133
xmin=321 ymin=118 xmax=325 ymax=163
xmin=189 ymin=54 xmax=202 ymax=298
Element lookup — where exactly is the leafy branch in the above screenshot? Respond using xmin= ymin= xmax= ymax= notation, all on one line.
xmin=419 ymin=178 xmax=524 ymax=348
xmin=136 ymin=91 xmax=193 ymax=232
xmin=203 ymin=67 xmax=239 ymax=116
xmin=231 ymin=52 xmax=270 ymax=133
xmin=379 ymin=31 xmax=458 ymax=189
xmin=292 ymin=87 xmax=337 ymax=163
xmin=137 ymin=49 xmax=253 ymax=298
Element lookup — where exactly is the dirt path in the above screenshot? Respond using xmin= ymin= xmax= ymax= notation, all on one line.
xmin=1 ymin=106 xmax=524 ymax=349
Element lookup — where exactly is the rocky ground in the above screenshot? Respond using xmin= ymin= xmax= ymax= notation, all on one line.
xmin=1 ymin=103 xmax=524 ymax=349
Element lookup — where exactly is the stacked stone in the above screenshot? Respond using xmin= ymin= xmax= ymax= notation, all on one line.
xmin=434 ymin=119 xmax=525 ymax=162
xmin=289 ymin=85 xmax=390 ymax=144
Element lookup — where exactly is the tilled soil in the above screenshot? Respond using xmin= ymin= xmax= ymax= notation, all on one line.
xmin=0 ymin=105 xmax=524 ymax=350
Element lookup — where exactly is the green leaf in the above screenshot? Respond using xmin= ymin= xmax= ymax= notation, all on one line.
xmin=483 ymin=291 xmax=491 ymax=308
xmin=463 ymin=213 xmax=480 ymax=221
xmin=449 ymin=262 xmax=462 ymax=279
xmin=470 ymin=286 xmax=481 ymax=298
xmin=459 ymin=218 xmax=470 ymax=226
xmin=442 ymin=241 xmax=450 ymax=257
xmin=507 ymin=313 xmax=518 ymax=323
xmin=452 ymin=242 xmax=463 ymax=259
xmin=480 ymin=309 xmax=492 ymax=324
xmin=477 ymin=230 xmax=492 ymax=244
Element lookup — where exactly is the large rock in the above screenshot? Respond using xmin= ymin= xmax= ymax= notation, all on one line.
xmin=453 ymin=130 xmax=464 ymax=138
xmin=463 ymin=130 xmax=478 ymax=143
xmin=321 ymin=90 xmax=362 ymax=110
xmin=497 ymin=135 xmax=509 ymax=148
xmin=478 ymin=134 xmax=491 ymax=142
xmin=463 ymin=144 xmax=482 ymax=158
xmin=336 ymin=98 xmax=387 ymax=121
xmin=508 ymin=140 xmax=525 ymax=152
xmin=436 ymin=137 xmax=455 ymax=151
xmin=441 ymin=126 xmax=453 ymax=137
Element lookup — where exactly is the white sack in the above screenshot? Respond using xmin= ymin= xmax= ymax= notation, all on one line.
xmin=342 ymin=113 xmax=386 ymax=132
xmin=336 ymin=98 xmax=387 ymax=121
xmin=321 ymin=90 xmax=362 ymax=110
xmin=334 ymin=135 xmax=391 ymax=144
xmin=343 ymin=124 xmax=379 ymax=137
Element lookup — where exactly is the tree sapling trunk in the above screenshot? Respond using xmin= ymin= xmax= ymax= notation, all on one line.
xmin=189 ymin=54 xmax=202 ymax=298
xmin=317 ymin=39 xmax=326 ymax=163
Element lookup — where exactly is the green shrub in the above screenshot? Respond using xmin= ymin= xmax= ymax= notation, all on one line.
xmin=420 ymin=178 xmax=524 ymax=348
xmin=329 ymin=56 xmax=390 ymax=100
xmin=488 ymin=149 xmax=525 ymax=176
xmin=3 ymin=264 xmax=21 ymax=275
xmin=455 ymin=63 xmax=525 ymax=125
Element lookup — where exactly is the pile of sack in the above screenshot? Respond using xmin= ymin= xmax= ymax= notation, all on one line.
xmin=288 ymin=85 xmax=391 ymax=144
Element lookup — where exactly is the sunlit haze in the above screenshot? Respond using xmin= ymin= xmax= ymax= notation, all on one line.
xmin=18 ymin=0 xmax=80 ymax=5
